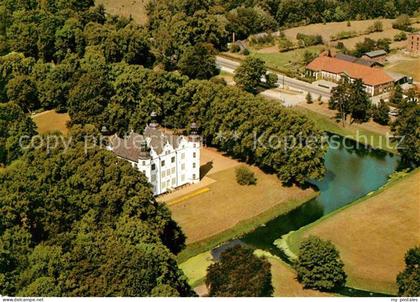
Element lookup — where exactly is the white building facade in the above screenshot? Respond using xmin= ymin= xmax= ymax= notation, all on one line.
xmin=108 ymin=118 xmax=200 ymax=196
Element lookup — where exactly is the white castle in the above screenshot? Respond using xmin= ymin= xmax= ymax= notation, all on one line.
xmin=108 ymin=113 xmax=201 ymax=196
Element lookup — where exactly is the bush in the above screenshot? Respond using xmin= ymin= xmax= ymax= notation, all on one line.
xmin=397 ymin=246 xmax=420 ymax=297
xmin=242 ymin=48 xmax=250 ymax=56
xmin=278 ymin=37 xmax=295 ymax=52
xmin=392 ymin=15 xmax=413 ymax=32
xmin=296 ymin=236 xmax=347 ymax=291
xmin=330 ymin=30 xmax=358 ymax=41
xmin=235 ymin=166 xmax=257 ymax=185
xmin=306 ymin=92 xmax=313 ymax=104
xmin=394 ymin=31 xmax=408 ymax=41
xmin=265 ymin=73 xmax=278 ymax=88
xmin=366 ymin=20 xmax=383 ymax=33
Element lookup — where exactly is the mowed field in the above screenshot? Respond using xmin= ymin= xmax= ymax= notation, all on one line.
xmin=287 ymin=169 xmax=420 ymax=294
xmin=32 ymin=110 xmax=70 ymax=135
xmin=95 ymin=0 xmax=148 ymax=25
xmin=166 ymin=148 xmax=317 ymax=245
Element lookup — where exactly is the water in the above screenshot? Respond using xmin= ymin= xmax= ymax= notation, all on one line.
xmin=212 ymin=134 xmax=400 ymax=267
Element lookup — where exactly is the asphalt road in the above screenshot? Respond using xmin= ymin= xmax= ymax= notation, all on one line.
xmin=216 ymin=56 xmax=331 ymax=98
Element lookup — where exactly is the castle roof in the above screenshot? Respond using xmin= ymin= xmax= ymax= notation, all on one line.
xmin=109 ymin=127 xmax=183 ymax=162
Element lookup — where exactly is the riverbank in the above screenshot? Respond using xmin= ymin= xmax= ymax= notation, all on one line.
xmin=293 ymin=106 xmax=398 ymax=154
xmin=283 ymin=169 xmax=420 ymax=295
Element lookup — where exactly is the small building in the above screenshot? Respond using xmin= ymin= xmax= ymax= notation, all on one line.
xmin=407 ymin=32 xmax=420 ymax=54
xmin=362 ymin=50 xmax=387 ymax=64
xmin=306 ymin=56 xmax=394 ymax=96
xmin=108 ymin=114 xmax=201 ymax=196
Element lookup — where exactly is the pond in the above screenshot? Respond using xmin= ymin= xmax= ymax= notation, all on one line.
xmin=212 ymin=134 xmax=400 ymax=265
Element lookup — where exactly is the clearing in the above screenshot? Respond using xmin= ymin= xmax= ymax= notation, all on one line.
xmin=95 ymin=0 xmax=148 ymax=25
xmin=286 ymin=169 xmax=420 ymax=294
xmin=32 ymin=110 xmax=70 ymax=135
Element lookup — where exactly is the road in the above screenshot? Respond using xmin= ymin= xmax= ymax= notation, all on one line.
xmin=216 ymin=56 xmax=331 ymax=98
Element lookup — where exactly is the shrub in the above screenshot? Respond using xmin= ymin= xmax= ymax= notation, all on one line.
xmin=242 ymin=48 xmax=250 ymax=56
xmin=265 ymin=73 xmax=278 ymax=88
xmin=235 ymin=166 xmax=257 ymax=185
xmin=394 ymin=31 xmax=407 ymax=41
xmin=306 ymin=92 xmax=313 ymax=104
xmin=366 ymin=20 xmax=383 ymax=33
xmin=330 ymin=30 xmax=357 ymax=41
xmin=230 ymin=43 xmax=240 ymax=53
xmin=278 ymin=37 xmax=295 ymax=52
xmin=296 ymin=33 xmax=323 ymax=47
xmin=296 ymin=236 xmax=347 ymax=291
xmin=392 ymin=15 xmax=413 ymax=32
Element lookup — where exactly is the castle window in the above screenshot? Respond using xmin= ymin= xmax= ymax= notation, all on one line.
xmin=172 ymin=178 xmax=176 ymax=185
xmin=161 ymin=170 xmax=165 ymax=178
xmin=161 ymin=160 xmax=165 ymax=167
xmin=193 ymin=174 xmax=196 ymax=179
xmin=181 ymin=153 xmax=185 ymax=159
xmin=142 ymin=161 xmax=145 ymax=165
xmin=151 ymin=175 xmax=156 ymax=182
xmin=151 ymin=164 xmax=156 ymax=170
xmin=181 ymin=163 xmax=185 ymax=170
xmin=171 ymin=156 xmax=175 ymax=163
xmin=181 ymin=174 xmax=185 ymax=181
xmin=193 ymin=152 xmax=196 ymax=158
xmin=171 ymin=167 xmax=175 ymax=174
xmin=193 ymin=163 xmax=196 ymax=168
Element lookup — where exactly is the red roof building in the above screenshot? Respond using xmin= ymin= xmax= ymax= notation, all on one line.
xmin=306 ymin=56 xmax=394 ymax=96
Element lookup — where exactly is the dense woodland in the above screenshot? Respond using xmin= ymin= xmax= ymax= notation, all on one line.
xmin=0 ymin=0 xmax=419 ymax=297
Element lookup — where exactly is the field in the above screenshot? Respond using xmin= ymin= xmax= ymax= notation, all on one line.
xmin=95 ymin=0 xmax=148 ymax=25
xmin=282 ymin=18 xmax=418 ymax=50
xmin=385 ymin=55 xmax=420 ymax=81
xmin=286 ymin=169 xmax=420 ymax=294
xmin=169 ymin=153 xmax=316 ymax=245
xmin=164 ymin=148 xmax=317 ymax=261
xmin=32 ymin=110 xmax=70 ymax=135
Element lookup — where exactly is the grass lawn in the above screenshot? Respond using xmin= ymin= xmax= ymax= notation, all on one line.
xmin=294 ymin=105 xmax=397 ymax=153
xmin=172 ymin=159 xmax=318 ymax=262
xmin=179 ymin=251 xmax=214 ymax=289
xmin=32 ymin=110 xmax=70 ymax=135
xmin=251 ymin=45 xmax=325 ymax=72
xmin=285 ymin=169 xmax=420 ymax=294
xmin=385 ymin=59 xmax=420 ymax=82
xmin=95 ymin=0 xmax=148 ymax=25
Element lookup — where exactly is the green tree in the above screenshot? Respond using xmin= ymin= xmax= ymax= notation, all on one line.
xmin=0 ymin=102 xmax=36 ymax=165
xmin=397 ymin=246 xmax=420 ymax=297
xmin=390 ymin=84 xmax=404 ymax=105
xmin=391 ymin=101 xmax=420 ymax=166
xmin=296 ymin=236 xmax=347 ymax=291
xmin=348 ymin=79 xmax=371 ymax=122
xmin=234 ymin=57 xmax=267 ymax=93
xmin=0 ymin=135 xmax=191 ymax=296
xmin=177 ymin=43 xmax=219 ymax=79
xmin=372 ymin=100 xmax=390 ymax=125
xmin=6 ymin=75 xmax=39 ymax=112
xmin=206 ymin=245 xmax=273 ymax=297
